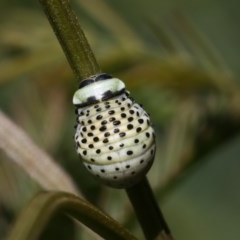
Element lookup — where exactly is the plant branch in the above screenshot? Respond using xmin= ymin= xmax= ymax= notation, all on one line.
xmin=39 ymin=0 xmax=101 ymax=80
xmin=126 ymin=177 xmax=174 ymax=240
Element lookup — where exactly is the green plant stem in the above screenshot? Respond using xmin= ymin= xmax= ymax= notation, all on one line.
xmin=39 ymin=0 xmax=101 ymax=80
xmin=7 ymin=191 xmax=137 ymax=240
xmin=126 ymin=177 xmax=174 ymax=240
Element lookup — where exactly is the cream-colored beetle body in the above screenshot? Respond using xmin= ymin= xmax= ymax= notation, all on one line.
xmin=73 ymin=73 xmax=156 ymax=188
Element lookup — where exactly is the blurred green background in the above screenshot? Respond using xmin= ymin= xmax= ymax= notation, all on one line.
xmin=0 ymin=0 xmax=240 ymax=239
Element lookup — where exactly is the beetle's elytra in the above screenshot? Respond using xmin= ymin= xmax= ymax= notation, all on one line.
xmin=73 ymin=73 xmax=156 ymax=188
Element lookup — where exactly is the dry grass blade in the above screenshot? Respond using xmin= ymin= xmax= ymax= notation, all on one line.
xmin=0 ymin=110 xmax=80 ymax=196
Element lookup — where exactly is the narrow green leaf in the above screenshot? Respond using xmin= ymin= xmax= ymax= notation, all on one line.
xmin=7 ymin=191 xmax=137 ymax=240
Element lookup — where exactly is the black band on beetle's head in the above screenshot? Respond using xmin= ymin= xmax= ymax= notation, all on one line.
xmin=75 ymin=88 xmax=126 ymax=108
xmin=95 ymin=73 xmax=112 ymax=81
xmin=79 ymin=73 xmax=113 ymax=89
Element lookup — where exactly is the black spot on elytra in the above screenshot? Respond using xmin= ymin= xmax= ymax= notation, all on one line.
xmin=103 ymin=138 xmax=109 ymax=143
xmin=127 ymin=150 xmax=133 ymax=155
xmin=101 ymin=120 xmax=108 ymax=125
xmin=96 ymin=115 xmax=103 ymax=120
xmin=90 ymin=125 xmax=96 ymax=130
xmin=113 ymin=120 xmax=120 ymax=126
xmin=136 ymin=127 xmax=142 ymax=133
xmin=104 ymin=132 xmax=110 ymax=137
xmin=114 ymin=128 xmax=120 ymax=133
xmin=138 ymin=119 xmax=144 ymax=124
xmin=100 ymin=126 xmax=107 ymax=132
xmin=128 ymin=117 xmax=133 ymax=122
xmin=96 ymin=149 xmax=101 ymax=154
xmin=129 ymin=110 xmax=135 ymax=114
xmin=127 ymin=124 xmax=133 ymax=130
xmin=119 ymin=132 xmax=126 ymax=137
xmin=108 ymin=110 xmax=115 ymax=115
xmin=109 ymin=117 xmax=116 ymax=122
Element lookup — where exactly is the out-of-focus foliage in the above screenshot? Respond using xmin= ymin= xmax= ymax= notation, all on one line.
xmin=0 ymin=0 xmax=240 ymax=240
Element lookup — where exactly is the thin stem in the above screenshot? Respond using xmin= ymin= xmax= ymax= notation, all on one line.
xmin=126 ymin=177 xmax=174 ymax=240
xmin=39 ymin=0 xmax=101 ymax=80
